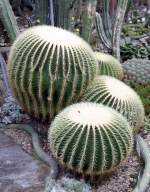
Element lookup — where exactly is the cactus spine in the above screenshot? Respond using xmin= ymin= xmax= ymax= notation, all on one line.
xmin=8 ymin=26 xmax=97 ymax=121
xmin=49 ymin=102 xmax=133 ymax=176
xmin=0 ymin=0 xmax=19 ymax=42
xmin=95 ymin=52 xmax=124 ymax=80
xmin=82 ymin=76 xmax=145 ymax=132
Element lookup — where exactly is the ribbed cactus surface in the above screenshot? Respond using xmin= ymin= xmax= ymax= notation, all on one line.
xmin=95 ymin=52 xmax=124 ymax=80
xmin=8 ymin=26 xmax=97 ymax=121
xmin=49 ymin=102 xmax=133 ymax=176
xmin=82 ymin=76 xmax=145 ymax=132
xmin=123 ymin=59 xmax=150 ymax=85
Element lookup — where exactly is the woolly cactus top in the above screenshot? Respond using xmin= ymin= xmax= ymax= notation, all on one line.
xmin=64 ymin=102 xmax=117 ymax=126
xmin=49 ymin=102 xmax=133 ymax=176
xmin=12 ymin=25 xmax=93 ymax=50
xmin=82 ymin=76 xmax=145 ymax=132
xmin=105 ymin=77 xmax=137 ymax=99
xmin=95 ymin=52 xmax=124 ymax=80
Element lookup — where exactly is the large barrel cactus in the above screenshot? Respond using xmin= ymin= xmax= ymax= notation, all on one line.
xmin=95 ymin=52 xmax=124 ymax=80
xmin=49 ymin=102 xmax=133 ymax=176
xmin=8 ymin=26 xmax=97 ymax=121
xmin=82 ymin=76 xmax=145 ymax=132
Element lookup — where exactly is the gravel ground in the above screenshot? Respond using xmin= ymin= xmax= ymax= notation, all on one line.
xmin=0 ymin=87 xmax=150 ymax=192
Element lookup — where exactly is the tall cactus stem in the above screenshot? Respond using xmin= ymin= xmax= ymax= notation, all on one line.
xmin=95 ymin=12 xmax=112 ymax=49
xmin=80 ymin=0 xmax=97 ymax=42
xmin=112 ymin=0 xmax=128 ymax=60
xmin=102 ymin=0 xmax=112 ymax=40
xmin=0 ymin=0 xmax=19 ymax=42
xmin=38 ymin=0 xmax=49 ymax=24
xmin=133 ymin=135 xmax=150 ymax=192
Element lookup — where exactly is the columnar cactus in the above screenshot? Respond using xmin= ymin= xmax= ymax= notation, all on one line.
xmin=49 ymin=102 xmax=133 ymax=176
xmin=82 ymin=76 xmax=145 ymax=132
xmin=95 ymin=52 xmax=124 ymax=80
xmin=0 ymin=0 xmax=19 ymax=42
xmin=8 ymin=26 xmax=97 ymax=121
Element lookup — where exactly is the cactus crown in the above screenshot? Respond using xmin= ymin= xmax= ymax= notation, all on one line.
xmin=49 ymin=102 xmax=133 ymax=176
xmin=95 ymin=52 xmax=124 ymax=80
xmin=82 ymin=76 xmax=145 ymax=132
xmin=8 ymin=26 xmax=97 ymax=121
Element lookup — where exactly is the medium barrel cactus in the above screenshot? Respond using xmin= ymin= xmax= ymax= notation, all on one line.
xmin=49 ymin=102 xmax=133 ymax=176
xmin=123 ymin=59 xmax=150 ymax=85
xmin=95 ymin=52 xmax=124 ymax=80
xmin=8 ymin=26 xmax=97 ymax=121
xmin=82 ymin=76 xmax=145 ymax=132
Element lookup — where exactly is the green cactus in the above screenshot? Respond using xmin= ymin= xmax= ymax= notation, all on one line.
xmin=95 ymin=52 xmax=124 ymax=80
xmin=38 ymin=0 xmax=49 ymax=24
xmin=82 ymin=76 xmax=145 ymax=132
xmin=49 ymin=102 xmax=133 ymax=176
xmin=79 ymin=0 xmax=97 ymax=42
xmin=8 ymin=26 xmax=97 ymax=121
xmin=123 ymin=59 xmax=150 ymax=85
xmin=0 ymin=0 xmax=19 ymax=42
xmin=95 ymin=12 xmax=111 ymax=50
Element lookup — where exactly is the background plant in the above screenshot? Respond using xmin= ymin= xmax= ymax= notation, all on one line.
xmin=0 ymin=0 xmax=19 ymax=42
xmin=129 ymin=82 xmax=150 ymax=115
xmin=121 ymin=43 xmax=150 ymax=61
xmin=123 ymin=59 xmax=150 ymax=84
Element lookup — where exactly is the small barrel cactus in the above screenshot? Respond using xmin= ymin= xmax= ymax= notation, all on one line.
xmin=123 ymin=59 xmax=150 ymax=85
xmin=49 ymin=102 xmax=133 ymax=176
xmin=82 ymin=76 xmax=145 ymax=132
xmin=8 ymin=26 xmax=97 ymax=121
xmin=95 ymin=52 xmax=124 ymax=80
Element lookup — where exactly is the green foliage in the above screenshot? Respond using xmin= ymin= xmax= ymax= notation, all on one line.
xmin=130 ymin=82 xmax=150 ymax=115
xmin=49 ymin=102 xmax=133 ymax=176
xmin=123 ymin=59 xmax=150 ymax=85
xmin=122 ymin=24 xmax=149 ymax=37
xmin=8 ymin=26 xmax=97 ymax=121
xmin=0 ymin=0 xmax=19 ymax=42
xmin=95 ymin=52 xmax=124 ymax=80
xmin=121 ymin=44 xmax=150 ymax=61
xmin=82 ymin=76 xmax=145 ymax=132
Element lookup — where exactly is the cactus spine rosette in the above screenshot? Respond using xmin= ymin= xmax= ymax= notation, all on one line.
xmin=82 ymin=76 xmax=145 ymax=132
xmin=95 ymin=52 xmax=124 ymax=80
xmin=8 ymin=26 xmax=97 ymax=121
xmin=49 ymin=102 xmax=133 ymax=176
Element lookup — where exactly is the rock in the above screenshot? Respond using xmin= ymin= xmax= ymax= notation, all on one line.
xmin=44 ymin=177 xmax=92 ymax=192
xmin=0 ymin=132 xmax=49 ymax=192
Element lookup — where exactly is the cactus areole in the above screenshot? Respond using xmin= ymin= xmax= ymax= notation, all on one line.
xmin=49 ymin=102 xmax=133 ymax=176
xmin=8 ymin=26 xmax=97 ymax=121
